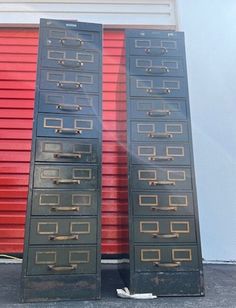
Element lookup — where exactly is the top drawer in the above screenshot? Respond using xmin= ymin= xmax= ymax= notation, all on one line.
xmin=128 ymin=37 xmax=184 ymax=57
xmin=126 ymin=29 xmax=183 ymax=40
xmin=41 ymin=19 xmax=101 ymax=51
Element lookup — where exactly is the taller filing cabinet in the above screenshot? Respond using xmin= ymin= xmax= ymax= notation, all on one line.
xmin=21 ymin=19 xmax=102 ymax=302
xmin=126 ymin=29 xmax=204 ymax=296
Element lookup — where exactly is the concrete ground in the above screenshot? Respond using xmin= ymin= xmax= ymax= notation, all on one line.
xmin=0 ymin=264 xmax=235 ymax=307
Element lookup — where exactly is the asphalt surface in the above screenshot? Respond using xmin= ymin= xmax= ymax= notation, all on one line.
xmin=0 ymin=263 xmax=235 ymax=307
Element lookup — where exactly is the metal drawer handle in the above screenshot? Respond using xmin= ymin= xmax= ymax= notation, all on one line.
xmin=147 ymin=110 xmax=171 ymax=117
xmin=144 ymin=47 xmax=167 ymax=55
xmin=146 ymin=88 xmax=171 ymax=95
xmin=152 ymin=233 xmax=179 ymax=239
xmin=57 ymin=60 xmax=84 ymax=68
xmin=151 ymin=206 xmax=177 ymax=212
xmin=146 ymin=66 xmax=169 ymax=74
xmin=53 ymin=179 xmax=81 ymax=185
xmin=48 ymin=264 xmax=77 ymax=272
xmin=55 ymin=128 xmax=82 ymax=134
xmin=54 ymin=153 xmax=81 ymax=159
xmin=49 ymin=234 xmax=79 ymax=241
xmin=149 ymin=180 xmax=175 ymax=186
xmin=149 ymin=156 xmax=174 ymax=161
xmin=148 ymin=132 xmax=173 ymax=139
xmin=51 ymin=206 xmax=80 ymax=212
xmin=154 ymin=262 xmax=181 ymax=268
xmin=57 ymin=104 xmax=82 ymax=111
xmin=60 ymin=38 xmax=84 ymax=47
xmin=57 ymin=82 xmax=82 ymax=89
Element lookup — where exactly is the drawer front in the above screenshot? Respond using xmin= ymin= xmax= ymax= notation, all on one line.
xmin=134 ymin=218 xmax=196 ymax=243
xmin=35 ymin=138 xmax=98 ymax=163
xmin=37 ymin=114 xmax=98 ymax=139
xmin=131 ymin=121 xmax=188 ymax=142
xmin=134 ymin=245 xmax=199 ymax=272
xmin=129 ymin=37 xmax=184 ymax=57
xmin=41 ymin=48 xmax=100 ymax=72
xmin=130 ymin=98 xmax=187 ymax=120
xmin=132 ymin=192 xmax=194 ymax=216
xmin=130 ymin=56 xmax=184 ymax=77
xmin=38 ymin=91 xmax=99 ymax=116
xmin=34 ymin=164 xmax=97 ymax=189
xmin=130 ymin=76 xmax=186 ymax=98
xmin=43 ymin=27 xmax=101 ymax=50
xmin=131 ymin=142 xmax=190 ymax=165
xmin=29 ymin=218 xmax=97 ymax=245
xmin=32 ymin=189 xmax=98 ymax=216
xmin=131 ymin=166 xmax=192 ymax=190
xmin=126 ymin=29 xmax=183 ymax=39
xmin=40 ymin=70 xmax=99 ymax=93
xmin=27 ymin=246 xmax=97 ymax=275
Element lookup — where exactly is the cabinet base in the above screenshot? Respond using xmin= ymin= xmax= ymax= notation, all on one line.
xmin=130 ymin=271 xmax=204 ymax=296
xmin=21 ymin=274 xmax=101 ymax=302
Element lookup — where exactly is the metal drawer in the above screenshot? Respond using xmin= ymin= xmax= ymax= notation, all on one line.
xmin=131 ymin=166 xmax=192 ymax=190
xmin=38 ymin=91 xmax=99 ymax=116
xmin=134 ymin=245 xmax=199 ymax=272
xmin=131 ymin=142 xmax=190 ymax=165
xmin=35 ymin=138 xmax=98 ymax=163
xmin=129 ymin=56 xmax=184 ymax=77
xmin=126 ymin=29 xmax=183 ymax=39
xmin=33 ymin=164 xmax=97 ymax=189
xmin=129 ymin=98 xmax=187 ymax=120
xmin=37 ymin=113 xmax=99 ymax=139
xmin=41 ymin=48 xmax=100 ymax=72
xmin=130 ymin=76 xmax=187 ymax=98
xmin=32 ymin=189 xmax=98 ymax=216
xmin=131 ymin=121 xmax=188 ymax=142
xmin=40 ymin=69 xmax=99 ymax=93
xmin=42 ymin=22 xmax=101 ymax=50
xmin=29 ymin=217 xmax=97 ymax=245
xmin=132 ymin=191 xmax=194 ymax=216
xmin=27 ymin=246 xmax=97 ymax=276
xmin=128 ymin=37 xmax=184 ymax=57
xmin=133 ymin=218 xmax=196 ymax=243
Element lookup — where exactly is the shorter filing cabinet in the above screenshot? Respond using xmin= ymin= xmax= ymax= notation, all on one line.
xmin=126 ymin=29 xmax=204 ymax=296
xmin=21 ymin=19 xmax=102 ymax=302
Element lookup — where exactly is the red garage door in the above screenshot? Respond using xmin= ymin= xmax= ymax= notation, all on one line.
xmin=0 ymin=28 xmax=128 ymax=255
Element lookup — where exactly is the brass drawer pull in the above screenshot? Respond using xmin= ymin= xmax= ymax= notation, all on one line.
xmin=149 ymin=156 xmax=174 ymax=161
xmin=146 ymin=66 xmax=169 ymax=74
xmin=152 ymin=233 xmax=179 ymax=239
xmin=51 ymin=206 xmax=80 ymax=212
xmin=148 ymin=132 xmax=173 ymax=138
xmin=54 ymin=153 xmax=81 ymax=159
xmin=144 ymin=47 xmax=167 ymax=55
xmin=48 ymin=264 xmax=77 ymax=272
xmin=151 ymin=206 xmax=177 ymax=212
xmin=154 ymin=262 xmax=181 ymax=268
xmin=57 ymin=82 xmax=82 ymax=89
xmin=60 ymin=38 xmax=84 ymax=47
xmin=57 ymin=104 xmax=82 ymax=111
xmin=149 ymin=180 xmax=175 ymax=186
xmin=55 ymin=128 xmax=82 ymax=134
xmin=53 ymin=179 xmax=81 ymax=185
xmin=146 ymin=88 xmax=171 ymax=95
xmin=49 ymin=234 xmax=79 ymax=241
xmin=57 ymin=60 xmax=83 ymax=68
xmin=147 ymin=109 xmax=171 ymax=117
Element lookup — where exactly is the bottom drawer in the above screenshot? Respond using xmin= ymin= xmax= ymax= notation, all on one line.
xmin=27 ymin=246 xmax=97 ymax=275
xmin=135 ymin=245 xmax=199 ymax=272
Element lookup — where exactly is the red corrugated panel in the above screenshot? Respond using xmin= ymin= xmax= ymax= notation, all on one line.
xmin=0 ymin=28 xmax=128 ymax=255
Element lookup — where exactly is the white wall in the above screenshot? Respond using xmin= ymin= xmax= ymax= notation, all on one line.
xmin=177 ymin=0 xmax=236 ymax=261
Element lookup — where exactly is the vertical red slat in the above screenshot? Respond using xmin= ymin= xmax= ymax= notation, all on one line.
xmin=0 ymin=28 xmax=128 ymax=255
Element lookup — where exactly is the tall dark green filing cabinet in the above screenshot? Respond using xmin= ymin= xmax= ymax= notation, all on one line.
xmin=21 ymin=19 xmax=102 ymax=302
xmin=126 ymin=29 xmax=204 ymax=296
